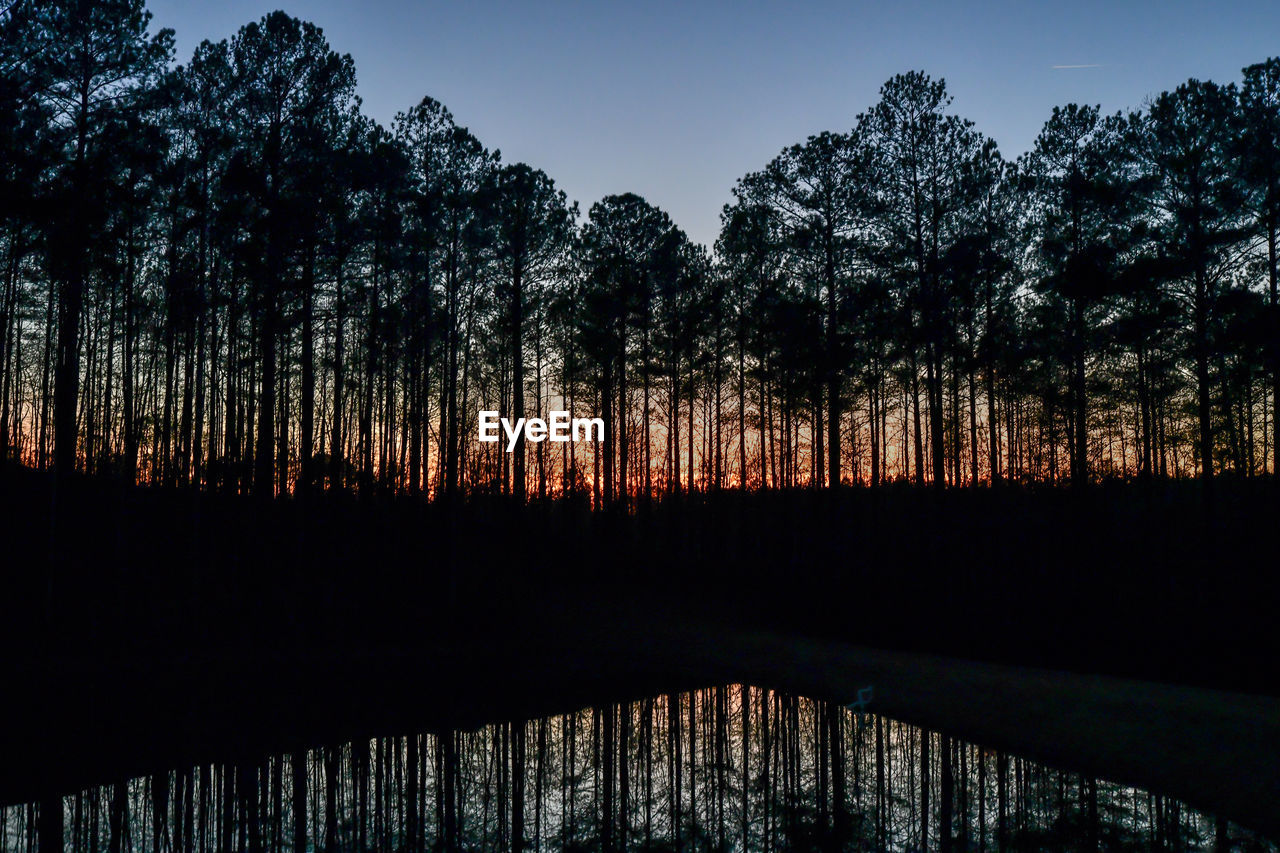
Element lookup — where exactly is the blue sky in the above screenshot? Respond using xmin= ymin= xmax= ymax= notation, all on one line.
xmin=147 ymin=0 xmax=1280 ymax=248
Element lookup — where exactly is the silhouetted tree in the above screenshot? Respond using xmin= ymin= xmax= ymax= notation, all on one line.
xmin=492 ymin=163 xmax=573 ymax=501
xmin=1238 ymin=58 xmax=1280 ymax=478
xmin=1138 ymin=80 xmax=1248 ymax=482
xmin=35 ymin=0 xmax=172 ymax=478
xmin=1021 ymin=104 xmax=1145 ymax=484
xmin=863 ymin=72 xmax=986 ymax=487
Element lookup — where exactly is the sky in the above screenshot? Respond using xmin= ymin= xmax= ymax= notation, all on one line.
xmin=146 ymin=0 xmax=1280 ymax=249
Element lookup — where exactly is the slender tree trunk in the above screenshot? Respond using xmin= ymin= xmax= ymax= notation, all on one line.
xmin=38 ymin=797 xmax=61 ymax=853
xmin=920 ymin=729 xmax=931 ymax=849
xmin=940 ymin=735 xmax=953 ymax=852
xmin=1072 ymin=298 xmax=1088 ymax=485
xmin=299 ymin=245 xmax=316 ymax=492
xmin=291 ymin=752 xmax=306 ymax=853
xmin=512 ymin=260 xmax=526 ymax=502
xmin=1268 ymin=216 xmax=1278 ymax=476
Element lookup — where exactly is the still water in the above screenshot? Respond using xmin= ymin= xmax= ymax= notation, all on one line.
xmin=1 ymin=685 xmax=1273 ymax=852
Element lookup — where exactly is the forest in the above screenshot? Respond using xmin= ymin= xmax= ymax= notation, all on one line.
xmin=2 ymin=0 xmax=1279 ymax=503
xmin=6 ymin=3 xmax=1280 ymax=851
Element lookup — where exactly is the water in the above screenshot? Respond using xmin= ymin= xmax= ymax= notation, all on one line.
xmin=1 ymin=685 xmax=1273 ymax=852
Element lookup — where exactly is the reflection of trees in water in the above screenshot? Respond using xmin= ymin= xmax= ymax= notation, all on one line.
xmin=2 ymin=686 xmax=1273 ymax=852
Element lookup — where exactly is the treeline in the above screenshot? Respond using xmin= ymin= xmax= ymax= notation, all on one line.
xmin=1 ymin=2 xmax=1278 ymax=502
xmin=5 ymin=687 xmax=1269 ymax=853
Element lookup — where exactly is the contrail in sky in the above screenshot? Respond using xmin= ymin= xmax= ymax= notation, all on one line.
xmin=1052 ymin=64 xmax=1103 ymax=69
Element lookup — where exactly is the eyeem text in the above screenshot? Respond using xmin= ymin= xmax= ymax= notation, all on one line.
xmin=478 ymin=411 xmax=604 ymax=452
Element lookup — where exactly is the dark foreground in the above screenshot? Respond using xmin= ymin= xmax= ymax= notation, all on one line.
xmin=1 ymin=469 xmax=1278 ymax=840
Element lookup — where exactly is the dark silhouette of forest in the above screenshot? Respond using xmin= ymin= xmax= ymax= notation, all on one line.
xmin=1 ymin=1 xmax=1279 ymax=499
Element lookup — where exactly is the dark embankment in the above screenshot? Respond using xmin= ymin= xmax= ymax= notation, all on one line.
xmin=1 ymin=466 xmax=1277 ymax=813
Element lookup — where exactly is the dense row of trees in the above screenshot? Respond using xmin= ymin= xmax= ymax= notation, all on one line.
xmin=1 ymin=1 xmax=1278 ymax=502
xmin=6 ymin=686 xmax=1267 ymax=852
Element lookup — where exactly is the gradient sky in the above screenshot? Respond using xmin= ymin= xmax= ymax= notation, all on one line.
xmin=147 ymin=0 xmax=1280 ymax=248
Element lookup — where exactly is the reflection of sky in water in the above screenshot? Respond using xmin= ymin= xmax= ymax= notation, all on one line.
xmin=4 ymin=684 xmax=1274 ymax=851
